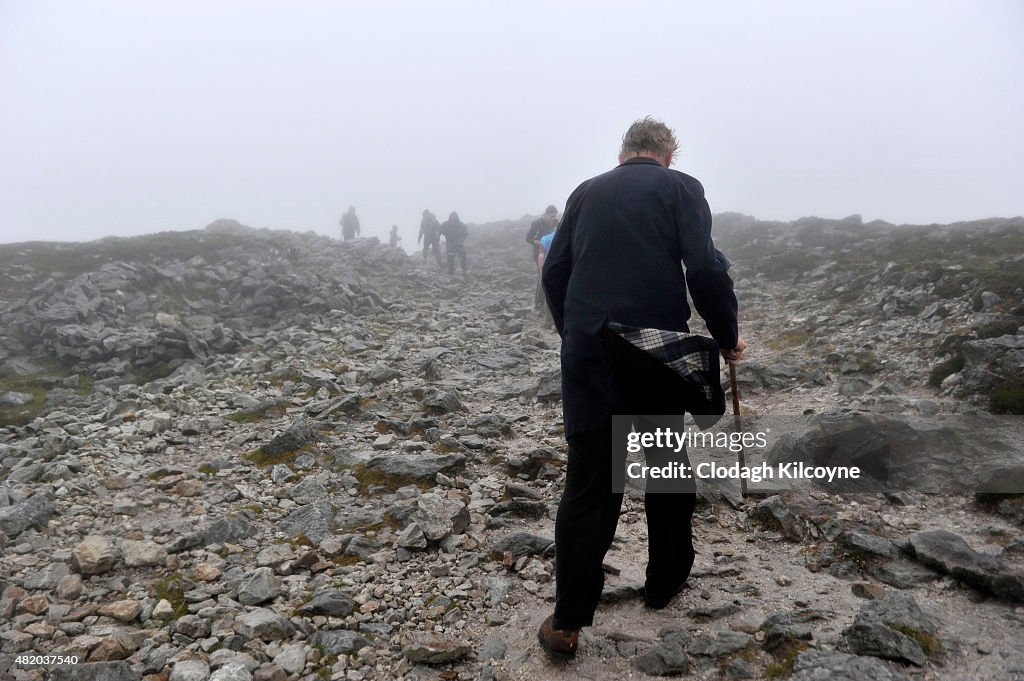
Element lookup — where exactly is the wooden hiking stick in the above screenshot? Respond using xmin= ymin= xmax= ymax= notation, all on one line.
xmin=729 ymin=363 xmax=747 ymax=498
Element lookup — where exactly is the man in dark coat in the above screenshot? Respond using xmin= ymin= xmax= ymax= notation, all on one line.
xmin=526 ymin=205 xmax=559 ymax=308
xmin=340 ymin=206 xmax=360 ymax=241
xmin=538 ymin=117 xmax=746 ymax=661
xmin=439 ymin=211 xmax=468 ymax=275
xmin=418 ymin=209 xmax=443 ymax=266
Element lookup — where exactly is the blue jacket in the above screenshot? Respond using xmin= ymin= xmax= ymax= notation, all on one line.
xmin=542 ymin=157 xmax=738 ymax=437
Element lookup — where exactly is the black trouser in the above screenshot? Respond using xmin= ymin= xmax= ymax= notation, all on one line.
xmin=447 ymin=242 xmax=467 ymax=274
xmin=552 ymin=428 xmax=696 ymax=630
xmin=423 ymin=236 xmax=442 ymax=265
xmin=552 ymin=329 xmax=700 ymax=630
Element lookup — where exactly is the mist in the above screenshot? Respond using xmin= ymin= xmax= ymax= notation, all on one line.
xmin=2 ymin=0 xmax=1022 ymax=245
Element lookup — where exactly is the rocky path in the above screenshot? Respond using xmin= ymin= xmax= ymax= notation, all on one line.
xmin=1 ymin=218 xmax=1023 ymax=680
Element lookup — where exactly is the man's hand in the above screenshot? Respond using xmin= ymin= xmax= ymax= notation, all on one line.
xmin=721 ymin=337 xmax=746 ymax=364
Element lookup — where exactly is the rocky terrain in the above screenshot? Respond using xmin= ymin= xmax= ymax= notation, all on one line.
xmin=0 ymin=214 xmax=1022 ymax=681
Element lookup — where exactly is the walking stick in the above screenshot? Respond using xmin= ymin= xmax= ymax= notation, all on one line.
xmin=728 ymin=362 xmax=747 ymax=498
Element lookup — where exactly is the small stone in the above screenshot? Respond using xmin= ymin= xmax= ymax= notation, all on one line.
xmin=153 ymin=599 xmax=175 ymax=620
xmin=852 ymin=583 xmax=886 ymax=600
xmin=194 ymin=563 xmax=222 ymax=582
xmin=309 ymin=630 xmax=371 ymax=656
xmin=295 ymin=589 xmax=356 ymax=617
xmin=98 ymin=599 xmax=141 ymax=622
xmin=175 ymin=614 xmax=212 ymax=639
xmin=372 ymin=434 xmax=396 ymax=450
xmin=402 ymin=638 xmax=472 ymax=664
xmin=56 ymin=574 xmax=84 ymax=600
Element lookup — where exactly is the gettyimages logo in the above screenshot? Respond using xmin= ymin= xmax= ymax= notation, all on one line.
xmin=611 ymin=412 xmax=1024 ymax=494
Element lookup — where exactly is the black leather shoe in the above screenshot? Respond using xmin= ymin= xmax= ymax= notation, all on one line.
xmin=537 ymin=615 xmax=579 ymax=661
xmin=644 ymin=581 xmax=686 ymax=609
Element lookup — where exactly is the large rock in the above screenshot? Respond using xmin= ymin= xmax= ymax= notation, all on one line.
xmin=750 ymin=495 xmax=803 ymax=540
xmin=233 ymin=608 xmax=296 ymax=641
xmin=361 ymin=453 xmax=466 ymax=483
xmin=71 ymin=535 xmax=119 ymax=575
xmin=766 ymin=411 xmax=1024 ymax=493
xmin=0 ymin=494 xmax=54 ymax=538
xmin=489 ymin=532 xmax=553 ymax=558
xmin=908 ymin=529 xmax=1024 ymax=601
xmin=237 ymin=567 xmax=282 ymax=605
xmin=841 ymin=622 xmax=926 ymax=666
xmin=295 ymin=588 xmax=356 ymax=617
xmin=789 ymin=650 xmax=909 ymax=681
xmin=858 ymin=591 xmax=937 ymax=635
xmin=959 ymin=335 xmax=1024 ymax=395
xmin=259 ymin=418 xmax=322 ymax=457
xmin=309 ymin=630 xmax=371 ymax=656
xmin=167 ymin=511 xmax=258 ymax=553
xmin=277 ymin=502 xmax=334 ymax=543
xmin=408 ymin=493 xmax=469 ymax=542
xmin=121 ymin=539 xmax=167 ymax=567
xmin=169 ymin=659 xmax=211 ymax=681
xmin=632 ymin=639 xmax=690 ymax=676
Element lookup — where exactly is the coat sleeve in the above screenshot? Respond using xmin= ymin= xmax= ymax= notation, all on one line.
xmin=675 ymin=178 xmax=739 ymax=350
xmin=526 ymin=220 xmax=539 ymax=245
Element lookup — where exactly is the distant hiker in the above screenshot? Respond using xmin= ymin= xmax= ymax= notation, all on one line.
xmin=389 ymin=225 xmax=401 ymax=248
xmin=340 ymin=206 xmax=360 ymax=241
xmin=418 ymin=209 xmax=443 ymax=266
xmin=439 ymin=211 xmax=468 ymax=275
xmin=527 ymin=205 xmax=560 ymax=308
xmin=538 ymin=117 xmax=746 ymax=662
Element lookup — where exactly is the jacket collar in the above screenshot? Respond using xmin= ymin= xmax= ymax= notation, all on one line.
xmin=619 ymin=157 xmax=664 ymax=168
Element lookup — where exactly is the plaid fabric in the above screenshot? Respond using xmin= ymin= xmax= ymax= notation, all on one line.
xmin=606 ymin=321 xmax=718 ymax=402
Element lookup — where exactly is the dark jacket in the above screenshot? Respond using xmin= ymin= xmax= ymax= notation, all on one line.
xmin=419 ymin=213 xmax=440 ymax=243
xmin=439 ymin=217 xmax=468 ymax=246
xmin=542 ymin=156 xmax=738 ymax=437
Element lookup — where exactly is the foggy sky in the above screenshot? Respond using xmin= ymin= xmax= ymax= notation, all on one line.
xmin=2 ymin=1 xmax=1022 ymax=246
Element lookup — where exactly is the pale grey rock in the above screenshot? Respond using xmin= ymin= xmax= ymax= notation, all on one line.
xmin=789 ymin=650 xmax=909 ymax=681
xmin=0 ymin=494 xmax=54 ymax=538
xmin=209 ymin=663 xmax=252 ymax=681
xmin=237 ymin=567 xmax=282 ymax=606
xmin=121 ymin=539 xmax=167 ymax=567
xmin=233 ymin=608 xmax=296 ymax=641
xmin=909 ymin=529 xmax=1024 ymax=601
xmin=169 ymin=659 xmax=211 ymax=681
xmin=71 ymin=535 xmax=119 ymax=575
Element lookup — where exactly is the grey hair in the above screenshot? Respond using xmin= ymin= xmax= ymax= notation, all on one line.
xmin=619 ymin=117 xmax=679 ymax=161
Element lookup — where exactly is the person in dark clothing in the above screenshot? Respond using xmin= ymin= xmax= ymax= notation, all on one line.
xmin=418 ymin=209 xmax=443 ymax=266
xmin=526 ymin=205 xmax=559 ymax=308
xmin=537 ymin=117 xmax=746 ymax=661
xmin=439 ymin=211 xmax=468 ymax=275
xmin=339 ymin=206 xmax=360 ymax=241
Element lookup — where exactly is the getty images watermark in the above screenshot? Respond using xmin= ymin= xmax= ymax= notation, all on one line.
xmin=622 ymin=423 xmax=861 ymax=485
xmin=611 ymin=412 xmax=1024 ymax=494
